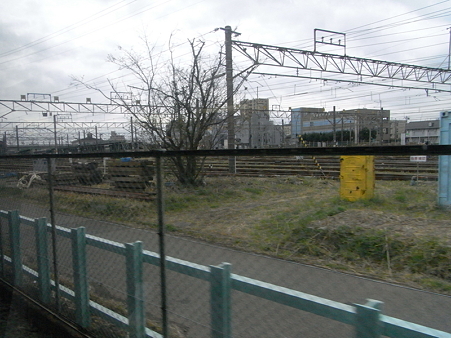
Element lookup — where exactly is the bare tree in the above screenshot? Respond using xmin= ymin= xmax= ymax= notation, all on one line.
xmin=75 ymin=37 xmax=246 ymax=185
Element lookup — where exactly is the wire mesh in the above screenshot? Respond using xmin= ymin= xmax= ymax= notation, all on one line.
xmin=231 ymin=291 xmax=353 ymax=338
xmin=0 ymin=152 xmax=450 ymax=338
xmin=86 ymin=245 xmax=129 ymax=338
xmin=165 ymin=270 xmax=211 ymax=338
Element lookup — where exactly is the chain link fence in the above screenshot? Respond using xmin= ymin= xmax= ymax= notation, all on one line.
xmin=0 ymin=150 xmax=450 ymax=338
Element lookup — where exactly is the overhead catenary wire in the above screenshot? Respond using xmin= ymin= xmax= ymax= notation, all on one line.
xmin=48 ymin=33 xmax=222 ymax=101
xmin=57 ymin=2 xmax=451 ymax=105
xmin=53 ymin=0 xmax=451 ymax=99
xmin=2 ymin=1 xmax=451 ymax=126
xmin=233 ymin=1 xmax=451 ymax=120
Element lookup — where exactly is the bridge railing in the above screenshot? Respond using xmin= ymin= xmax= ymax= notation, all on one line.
xmin=0 ymin=209 xmax=450 ymax=338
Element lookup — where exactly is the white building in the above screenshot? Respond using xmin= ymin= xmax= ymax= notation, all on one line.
xmin=235 ymin=98 xmax=284 ymax=148
xmin=405 ymin=120 xmax=439 ymax=144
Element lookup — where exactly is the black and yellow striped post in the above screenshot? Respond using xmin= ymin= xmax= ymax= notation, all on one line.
xmin=299 ymin=135 xmax=326 ymax=177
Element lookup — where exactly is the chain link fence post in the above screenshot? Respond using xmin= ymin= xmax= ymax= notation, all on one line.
xmin=156 ymin=155 xmax=168 ymax=337
xmin=46 ymin=156 xmax=61 ymax=310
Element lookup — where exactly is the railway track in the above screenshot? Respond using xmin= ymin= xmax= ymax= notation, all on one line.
xmin=202 ymin=155 xmax=439 ymax=181
xmin=0 ymin=155 xmax=439 ymax=201
xmin=53 ymin=185 xmax=155 ymax=201
xmin=0 ymin=155 xmax=439 ymax=181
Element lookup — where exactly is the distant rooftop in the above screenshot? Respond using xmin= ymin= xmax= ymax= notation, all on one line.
xmin=406 ymin=120 xmax=439 ymax=130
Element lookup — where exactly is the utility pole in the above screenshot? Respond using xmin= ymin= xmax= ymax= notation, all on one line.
xmin=53 ymin=114 xmax=58 ymax=154
xmin=332 ymin=106 xmax=336 ymax=145
xmin=223 ymin=25 xmax=238 ymax=173
xmin=354 ymin=115 xmax=359 ymax=145
xmin=95 ymin=126 xmax=98 ymax=149
xmin=448 ymin=27 xmax=451 ymax=70
xmin=341 ymin=114 xmax=344 ymax=143
xmin=16 ymin=125 xmax=19 ymax=152
xmin=281 ymin=119 xmax=285 ymax=147
xmin=130 ymin=117 xmax=134 ymax=150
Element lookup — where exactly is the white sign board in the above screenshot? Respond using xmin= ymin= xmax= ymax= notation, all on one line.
xmin=410 ymin=156 xmax=427 ymax=162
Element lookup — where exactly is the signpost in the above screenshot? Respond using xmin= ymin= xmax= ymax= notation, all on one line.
xmin=410 ymin=155 xmax=427 ymax=182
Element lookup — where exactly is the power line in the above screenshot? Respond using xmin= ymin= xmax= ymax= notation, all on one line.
xmin=346 ymin=0 xmax=451 ymax=34
xmin=0 ymin=0 xmax=210 ymax=69
xmin=0 ymin=0 xmax=137 ymax=59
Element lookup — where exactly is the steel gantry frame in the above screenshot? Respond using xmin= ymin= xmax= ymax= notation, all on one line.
xmin=0 ymin=99 xmax=138 ymax=120
xmin=1 ymin=121 xmax=134 ymax=151
xmin=231 ymin=40 xmax=451 ymax=93
xmin=0 ymin=99 xmax=140 ymax=149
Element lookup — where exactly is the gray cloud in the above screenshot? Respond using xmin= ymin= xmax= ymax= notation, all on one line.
xmin=0 ymin=0 xmax=450 ymax=122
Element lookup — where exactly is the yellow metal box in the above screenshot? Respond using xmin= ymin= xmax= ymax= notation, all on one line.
xmin=340 ymin=156 xmax=375 ymax=201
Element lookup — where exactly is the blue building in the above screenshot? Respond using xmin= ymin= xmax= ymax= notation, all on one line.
xmin=290 ymin=107 xmax=325 ymax=138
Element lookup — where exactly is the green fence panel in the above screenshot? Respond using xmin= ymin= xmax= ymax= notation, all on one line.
xmin=231 ymin=274 xmax=355 ymax=325
xmin=381 ymin=315 xmax=451 ymax=338
xmin=1 ymin=210 xmax=451 ymax=338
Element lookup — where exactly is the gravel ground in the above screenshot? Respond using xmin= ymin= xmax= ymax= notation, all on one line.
xmin=0 ymin=287 xmax=77 ymax=338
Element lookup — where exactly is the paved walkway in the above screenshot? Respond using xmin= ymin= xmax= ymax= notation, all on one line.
xmin=1 ymin=197 xmax=451 ymax=337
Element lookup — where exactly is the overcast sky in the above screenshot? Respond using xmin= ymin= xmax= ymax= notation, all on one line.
xmin=1 ymin=0 xmax=451 ymax=128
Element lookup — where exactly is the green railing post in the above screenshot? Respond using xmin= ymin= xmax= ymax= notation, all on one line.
xmin=354 ymin=299 xmax=383 ymax=338
xmin=7 ymin=210 xmax=22 ymax=286
xmin=35 ymin=218 xmax=51 ymax=304
xmin=210 ymin=262 xmax=232 ymax=338
xmin=71 ymin=227 xmax=91 ymax=328
xmin=125 ymin=241 xmax=145 ymax=338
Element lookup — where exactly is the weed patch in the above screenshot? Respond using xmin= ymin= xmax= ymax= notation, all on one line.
xmin=3 ymin=176 xmax=450 ymax=294
xmin=258 ymin=221 xmax=451 ymax=282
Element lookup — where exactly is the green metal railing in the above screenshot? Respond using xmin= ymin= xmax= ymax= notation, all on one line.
xmin=2 ymin=145 xmax=451 ymax=337
xmin=1 ymin=210 xmax=450 ymax=338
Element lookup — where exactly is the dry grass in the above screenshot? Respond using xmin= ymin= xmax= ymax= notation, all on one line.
xmin=162 ymin=176 xmax=451 ymax=293
xmin=2 ymin=175 xmax=451 ymax=294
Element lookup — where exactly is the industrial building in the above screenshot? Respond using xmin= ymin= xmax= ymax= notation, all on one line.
xmin=291 ymin=107 xmax=392 ymax=144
